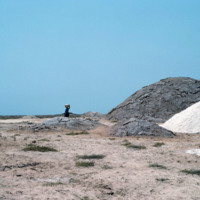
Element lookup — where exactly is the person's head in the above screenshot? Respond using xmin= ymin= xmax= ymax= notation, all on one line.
xmin=65 ymin=104 xmax=70 ymax=108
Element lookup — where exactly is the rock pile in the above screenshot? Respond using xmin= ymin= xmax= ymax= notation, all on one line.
xmin=30 ymin=117 xmax=99 ymax=132
xmin=107 ymin=77 xmax=200 ymax=123
xmin=160 ymin=101 xmax=200 ymax=134
xmin=111 ymin=118 xmax=174 ymax=137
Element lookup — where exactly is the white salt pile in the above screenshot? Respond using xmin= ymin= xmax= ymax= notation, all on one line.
xmin=160 ymin=101 xmax=200 ymax=134
xmin=186 ymin=149 xmax=200 ymax=156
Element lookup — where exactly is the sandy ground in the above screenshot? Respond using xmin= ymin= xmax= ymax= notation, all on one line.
xmin=0 ymin=118 xmax=200 ymax=200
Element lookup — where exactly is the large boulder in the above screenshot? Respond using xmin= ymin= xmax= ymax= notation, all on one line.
xmin=111 ymin=118 xmax=175 ymax=137
xmin=107 ymin=77 xmax=200 ymax=123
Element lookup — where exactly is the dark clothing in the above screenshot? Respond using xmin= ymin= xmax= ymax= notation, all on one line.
xmin=64 ymin=107 xmax=70 ymax=117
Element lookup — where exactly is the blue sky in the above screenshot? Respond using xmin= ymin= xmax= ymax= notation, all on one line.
xmin=0 ymin=0 xmax=200 ymax=115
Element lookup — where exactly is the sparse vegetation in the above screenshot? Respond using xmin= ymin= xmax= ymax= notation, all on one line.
xmin=102 ymin=165 xmax=112 ymax=170
xmin=149 ymin=163 xmax=167 ymax=169
xmin=122 ymin=141 xmax=146 ymax=150
xmin=10 ymin=136 xmax=16 ymax=141
xmin=109 ymin=138 xmax=116 ymax=140
xmin=75 ymin=161 xmax=95 ymax=167
xmin=23 ymin=144 xmax=57 ymax=152
xmin=38 ymin=138 xmax=50 ymax=142
xmin=43 ymin=182 xmax=63 ymax=186
xmin=127 ymin=144 xmax=146 ymax=149
xmin=181 ymin=169 xmax=200 ymax=176
xmin=77 ymin=154 xmax=105 ymax=160
xmin=122 ymin=140 xmax=132 ymax=146
xmin=24 ymin=137 xmax=29 ymax=140
xmin=69 ymin=178 xmax=81 ymax=184
xmin=153 ymin=142 xmax=165 ymax=147
xmin=66 ymin=131 xmax=89 ymax=136
xmin=14 ymin=134 xmax=20 ymax=137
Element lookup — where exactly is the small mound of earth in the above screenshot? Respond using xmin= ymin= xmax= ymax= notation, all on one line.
xmin=111 ymin=118 xmax=174 ymax=137
xmin=30 ymin=117 xmax=99 ymax=131
xmin=107 ymin=77 xmax=200 ymax=123
xmin=82 ymin=112 xmax=105 ymax=119
xmin=22 ymin=115 xmax=38 ymax=119
xmin=160 ymin=101 xmax=200 ymax=134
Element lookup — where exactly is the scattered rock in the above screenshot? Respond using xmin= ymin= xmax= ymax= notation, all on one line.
xmin=107 ymin=77 xmax=200 ymax=123
xmin=111 ymin=118 xmax=175 ymax=137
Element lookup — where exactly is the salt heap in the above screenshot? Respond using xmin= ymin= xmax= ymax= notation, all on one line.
xmin=160 ymin=101 xmax=200 ymax=134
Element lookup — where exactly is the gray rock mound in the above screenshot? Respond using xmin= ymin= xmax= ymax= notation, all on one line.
xmin=30 ymin=117 xmax=98 ymax=132
xmin=111 ymin=118 xmax=175 ymax=137
xmin=107 ymin=77 xmax=200 ymax=123
xmin=82 ymin=112 xmax=105 ymax=119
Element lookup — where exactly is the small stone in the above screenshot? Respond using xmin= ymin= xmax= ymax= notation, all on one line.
xmin=111 ymin=118 xmax=174 ymax=137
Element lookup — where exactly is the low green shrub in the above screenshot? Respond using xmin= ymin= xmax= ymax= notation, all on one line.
xmin=153 ymin=142 xmax=165 ymax=147
xmin=66 ymin=131 xmax=89 ymax=136
xmin=181 ymin=169 xmax=200 ymax=176
xmin=77 ymin=154 xmax=105 ymax=160
xmin=149 ymin=163 xmax=167 ymax=169
xmin=43 ymin=182 xmax=63 ymax=186
xmin=122 ymin=141 xmax=146 ymax=150
xmin=23 ymin=144 xmax=57 ymax=152
xmin=109 ymin=138 xmax=116 ymax=140
xmin=76 ymin=161 xmax=94 ymax=167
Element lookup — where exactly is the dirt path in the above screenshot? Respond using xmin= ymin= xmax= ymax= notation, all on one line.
xmin=0 ymin=120 xmax=200 ymax=200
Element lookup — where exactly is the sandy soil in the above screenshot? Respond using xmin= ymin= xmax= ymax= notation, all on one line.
xmin=0 ymin=118 xmax=200 ymax=200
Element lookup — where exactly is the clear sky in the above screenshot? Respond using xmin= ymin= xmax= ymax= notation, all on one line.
xmin=0 ymin=0 xmax=200 ymax=115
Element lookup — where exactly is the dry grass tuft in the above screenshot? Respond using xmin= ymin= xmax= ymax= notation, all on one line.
xmin=75 ymin=161 xmax=95 ymax=167
xmin=77 ymin=154 xmax=105 ymax=160
xmin=66 ymin=131 xmax=89 ymax=136
xmin=181 ymin=169 xmax=200 ymax=176
xmin=153 ymin=142 xmax=165 ymax=147
xmin=149 ymin=163 xmax=167 ymax=169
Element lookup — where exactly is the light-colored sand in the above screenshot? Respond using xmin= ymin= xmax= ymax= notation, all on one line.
xmin=0 ymin=119 xmax=200 ymax=200
xmin=160 ymin=101 xmax=200 ymax=134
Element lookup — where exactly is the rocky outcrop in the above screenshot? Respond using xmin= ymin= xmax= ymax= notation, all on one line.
xmin=82 ymin=112 xmax=105 ymax=119
xmin=107 ymin=77 xmax=200 ymax=123
xmin=30 ymin=117 xmax=99 ymax=132
xmin=111 ymin=118 xmax=175 ymax=137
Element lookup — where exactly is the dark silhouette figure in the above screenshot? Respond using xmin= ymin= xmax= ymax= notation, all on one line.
xmin=64 ymin=104 xmax=70 ymax=117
